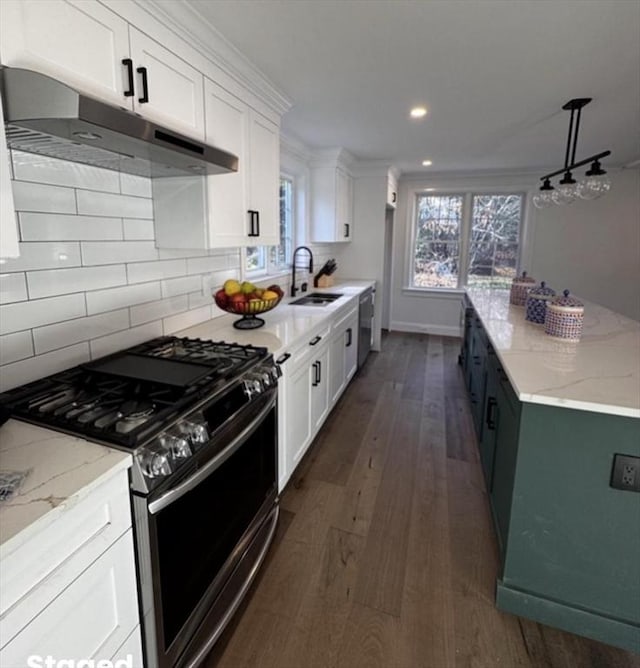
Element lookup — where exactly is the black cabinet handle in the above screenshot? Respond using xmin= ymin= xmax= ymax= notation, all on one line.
xmin=486 ymin=397 xmax=497 ymax=430
xmin=346 ymin=327 xmax=352 ymax=347
xmin=309 ymin=335 xmax=321 ymax=346
xmin=137 ymin=66 xmax=149 ymax=103
xmin=122 ymin=59 xmax=134 ymax=97
xmin=312 ymin=362 xmax=320 ymax=386
xmin=344 ymin=223 xmax=350 ymax=238
xmin=276 ymin=353 xmax=291 ymax=365
xmin=392 ymin=192 xmax=397 ymax=203
xmin=317 ymin=360 xmax=322 ymax=384
xmin=247 ymin=210 xmax=259 ymax=237
xmin=256 ymin=211 xmax=260 ymax=237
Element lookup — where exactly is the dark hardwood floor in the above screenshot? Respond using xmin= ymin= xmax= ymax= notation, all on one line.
xmin=205 ymin=332 xmax=640 ymax=668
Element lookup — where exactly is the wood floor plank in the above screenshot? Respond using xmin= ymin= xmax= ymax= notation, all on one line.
xmin=353 ymin=396 xmax=421 ymax=616
xmin=206 ymin=332 xmax=640 ymax=668
xmin=332 ymin=380 xmax=404 ymax=537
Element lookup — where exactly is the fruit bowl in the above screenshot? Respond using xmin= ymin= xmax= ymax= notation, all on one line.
xmin=214 ymin=290 xmax=283 ymax=329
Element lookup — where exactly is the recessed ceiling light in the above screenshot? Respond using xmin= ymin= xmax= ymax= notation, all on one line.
xmin=422 ymin=160 xmax=433 ymax=167
xmin=410 ymin=106 xmax=427 ymax=119
xmin=425 ymin=188 xmax=435 ymax=192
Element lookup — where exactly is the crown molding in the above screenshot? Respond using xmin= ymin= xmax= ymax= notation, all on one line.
xmin=137 ymin=0 xmax=292 ymax=116
xmin=280 ymin=132 xmax=313 ymax=164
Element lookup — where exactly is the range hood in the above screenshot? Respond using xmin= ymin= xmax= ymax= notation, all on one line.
xmin=0 ymin=68 xmax=238 ymax=177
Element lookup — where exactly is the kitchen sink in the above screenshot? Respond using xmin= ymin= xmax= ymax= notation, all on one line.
xmin=289 ymin=292 xmax=343 ymax=306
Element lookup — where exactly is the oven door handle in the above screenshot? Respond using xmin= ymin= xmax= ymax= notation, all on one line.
xmin=148 ymin=391 xmax=276 ymax=515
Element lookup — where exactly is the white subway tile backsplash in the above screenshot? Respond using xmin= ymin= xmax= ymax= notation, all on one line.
xmin=12 ymin=151 xmax=120 ymax=193
xmin=12 ymin=181 xmax=76 ymax=214
xmin=86 ymin=282 xmax=161 ymax=315
xmin=188 ymin=291 xmax=213 ymax=309
xmin=90 ymin=321 xmax=163 ymax=360
xmin=0 ymin=273 xmax=28 ymax=304
xmin=20 ymin=212 xmax=123 ymax=241
xmin=158 ymin=248 xmax=210 ymax=259
xmin=77 ymin=190 xmax=153 ymax=219
xmin=0 ymin=294 xmax=86 ymax=335
xmin=123 ymin=219 xmax=155 ymax=240
xmin=127 ymin=259 xmax=186 ymax=284
xmin=163 ymin=305 xmax=213 ymax=335
xmin=130 ymin=295 xmax=188 ymax=326
xmin=186 ymin=255 xmax=228 ymax=275
xmin=0 ymin=331 xmax=34 ymax=365
xmin=161 ymin=275 xmax=201 ymax=298
xmin=0 ymin=242 xmax=81 ymax=272
xmin=27 ymin=265 xmax=126 ymax=299
xmin=33 ymin=309 xmax=130 ymax=355
xmin=0 ymin=343 xmax=90 ymax=392
xmin=120 ymin=173 xmax=152 ymax=198
xmin=81 ymin=241 xmax=159 ymax=265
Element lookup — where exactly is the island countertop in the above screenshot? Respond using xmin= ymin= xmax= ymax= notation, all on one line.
xmin=0 ymin=419 xmax=131 ymax=556
xmin=466 ymin=288 xmax=640 ymax=418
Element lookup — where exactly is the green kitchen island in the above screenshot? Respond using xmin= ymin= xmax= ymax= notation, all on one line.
xmin=461 ymin=288 xmax=640 ymax=653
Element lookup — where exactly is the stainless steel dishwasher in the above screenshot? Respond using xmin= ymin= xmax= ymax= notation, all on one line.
xmin=358 ymin=287 xmax=374 ymax=368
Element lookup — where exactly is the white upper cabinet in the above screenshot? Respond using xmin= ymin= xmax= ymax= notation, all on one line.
xmin=0 ymin=0 xmax=205 ymax=140
xmin=0 ymin=0 xmax=130 ymax=107
xmin=387 ymin=172 xmax=398 ymax=209
xmin=311 ymin=152 xmax=354 ymax=243
xmin=204 ymin=78 xmax=279 ymax=247
xmin=128 ymin=28 xmax=204 ymax=139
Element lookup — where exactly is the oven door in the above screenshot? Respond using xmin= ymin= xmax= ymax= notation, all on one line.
xmin=133 ymin=388 xmax=278 ymax=668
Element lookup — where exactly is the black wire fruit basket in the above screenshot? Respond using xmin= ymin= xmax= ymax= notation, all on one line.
xmin=214 ymin=292 xmax=283 ymax=329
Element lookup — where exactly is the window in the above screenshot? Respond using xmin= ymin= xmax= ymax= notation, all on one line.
xmin=245 ymin=176 xmax=294 ymax=276
xmin=410 ymin=192 xmax=524 ymax=289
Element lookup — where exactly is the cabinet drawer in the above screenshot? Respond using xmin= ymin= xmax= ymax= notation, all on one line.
xmin=0 ymin=529 xmax=139 ymax=665
xmin=0 ymin=468 xmax=132 ymax=644
xmin=289 ymin=323 xmax=331 ymax=369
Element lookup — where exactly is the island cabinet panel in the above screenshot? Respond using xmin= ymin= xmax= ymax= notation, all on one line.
xmin=498 ymin=402 xmax=640 ymax=652
xmin=462 ymin=294 xmax=640 ymax=653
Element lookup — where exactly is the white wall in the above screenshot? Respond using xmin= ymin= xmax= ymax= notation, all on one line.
xmin=390 ymin=172 xmax=536 ymax=337
xmin=529 ymin=167 xmax=640 ymax=321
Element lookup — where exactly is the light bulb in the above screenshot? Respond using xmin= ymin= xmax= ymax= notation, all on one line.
xmin=577 ymin=175 xmax=611 ymax=200
xmin=552 ymin=183 xmax=577 ymax=206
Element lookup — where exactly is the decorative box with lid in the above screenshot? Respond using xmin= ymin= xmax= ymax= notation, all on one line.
xmin=510 ymin=271 xmax=536 ymax=306
xmin=544 ymin=290 xmax=584 ymax=342
xmin=525 ymin=281 xmax=556 ymax=325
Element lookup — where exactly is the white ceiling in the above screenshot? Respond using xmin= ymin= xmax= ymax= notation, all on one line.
xmin=186 ymin=0 xmax=640 ymax=175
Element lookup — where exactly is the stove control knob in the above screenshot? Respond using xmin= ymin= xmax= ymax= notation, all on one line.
xmin=178 ymin=419 xmax=209 ymax=449
xmin=243 ymin=377 xmax=263 ymax=398
xmin=140 ymin=449 xmax=172 ymax=479
xmin=161 ymin=433 xmax=192 ymax=461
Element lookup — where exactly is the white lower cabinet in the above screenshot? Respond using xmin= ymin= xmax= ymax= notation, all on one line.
xmin=277 ymin=297 xmax=364 ymax=492
xmin=328 ymin=305 xmax=359 ymax=405
xmin=0 ymin=467 xmax=142 ymax=668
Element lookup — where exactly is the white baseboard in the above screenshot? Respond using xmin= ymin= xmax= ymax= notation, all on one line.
xmin=389 ymin=321 xmax=461 ymax=338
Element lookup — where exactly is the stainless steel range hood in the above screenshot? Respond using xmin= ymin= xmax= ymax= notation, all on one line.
xmin=0 ymin=68 xmax=238 ymax=178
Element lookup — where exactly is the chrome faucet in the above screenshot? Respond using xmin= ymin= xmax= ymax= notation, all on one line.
xmin=291 ymin=246 xmax=314 ymax=297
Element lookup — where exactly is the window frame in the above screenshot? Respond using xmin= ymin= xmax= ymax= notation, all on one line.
xmin=405 ymin=187 xmax=528 ymax=292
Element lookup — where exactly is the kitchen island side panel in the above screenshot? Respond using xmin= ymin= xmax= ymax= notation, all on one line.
xmin=498 ymin=401 xmax=640 ymax=651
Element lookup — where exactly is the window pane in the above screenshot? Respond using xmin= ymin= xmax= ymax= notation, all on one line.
xmin=412 ymin=195 xmax=463 ymax=288
xmin=468 ymin=194 xmax=522 ymax=288
xmin=413 ymin=242 xmax=459 ymax=288
xmin=270 ymin=176 xmax=293 ymax=270
xmin=246 ymin=246 xmax=265 ymax=272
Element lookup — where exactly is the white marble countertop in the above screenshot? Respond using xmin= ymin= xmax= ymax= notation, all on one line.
xmin=466 ymin=288 xmax=640 ymax=418
xmin=0 ymin=419 xmax=131 ymax=555
xmin=178 ymin=279 xmax=375 ymax=355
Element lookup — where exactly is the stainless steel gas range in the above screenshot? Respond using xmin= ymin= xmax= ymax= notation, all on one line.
xmin=0 ymin=336 xmax=281 ymax=668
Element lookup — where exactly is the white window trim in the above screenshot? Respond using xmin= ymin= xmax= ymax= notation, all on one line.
xmin=404 ymin=185 xmax=530 ymax=292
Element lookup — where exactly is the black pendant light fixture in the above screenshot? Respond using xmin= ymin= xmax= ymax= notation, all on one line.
xmin=533 ymin=98 xmax=611 ymax=208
